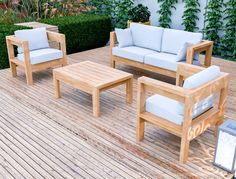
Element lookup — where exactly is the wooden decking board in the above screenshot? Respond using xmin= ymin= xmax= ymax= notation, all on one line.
xmin=0 ymin=96 xmax=123 ymax=179
xmin=0 ymin=90 xmax=140 ymax=179
xmin=0 ymin=114 xmax=78 ymax=179
xmin=0 ymin=66 xmax=227 ymax=179
xmin=0 ymin=84 xmax=166 ymax=179
xmin=0 ymin=71 xmax=223 ymax=178
xmin=0 ymin=47 xmax=234 ymax=178
xmin=0 ymin=104 xmax=94 ymax=179
xmin=0 ymin=73 xmax=183 ymax=178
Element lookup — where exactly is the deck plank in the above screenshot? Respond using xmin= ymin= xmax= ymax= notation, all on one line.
xmin=0 ymin=47 xmax=234 ymax=178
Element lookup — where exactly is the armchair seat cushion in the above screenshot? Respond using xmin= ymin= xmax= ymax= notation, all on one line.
xmin=144 ymin=52 xmax=179 ymax=71
xmin=17 ymin=48 xmax=63 ymax=65
xmin=112 ymin=46 xmax=156 ymax=63
xmin=145 ymin=94 xmax=214 ymax=125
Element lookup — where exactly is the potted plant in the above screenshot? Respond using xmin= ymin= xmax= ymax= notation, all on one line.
xmin=127 ymin=4 xmax=151 ymax=27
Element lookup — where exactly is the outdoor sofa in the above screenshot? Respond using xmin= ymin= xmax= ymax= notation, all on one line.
xmin=110 ymin=23 xmax=213 ymax=78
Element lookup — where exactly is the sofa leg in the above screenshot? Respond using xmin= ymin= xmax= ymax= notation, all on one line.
xmin=180 ymin=137 xmax=190 ymax=163
xmin=136 ymin=117 xmax=145 ymax=142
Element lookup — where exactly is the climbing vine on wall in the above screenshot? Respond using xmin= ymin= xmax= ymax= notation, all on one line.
xmin=204 ymin=0 xmax=223 ymax=54
xmin=157 ymin=0 xmax=178 ymax=28
xmin=221 ymin=0 xmax=236 ymax=61
xmin=89 ymin=0 xmax=134 ymax=29
xmin=182 ymin=0 xmax=200 ymax=32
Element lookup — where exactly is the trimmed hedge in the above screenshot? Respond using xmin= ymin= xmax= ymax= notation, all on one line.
xmin=40 ymin=14 xmax=111 ymax=54
xmin=0 ymin=25 xmax=31 ymax=69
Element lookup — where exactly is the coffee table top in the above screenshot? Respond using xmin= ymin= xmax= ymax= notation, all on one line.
xmin=53 ymin=61 xmax=133 ymax=88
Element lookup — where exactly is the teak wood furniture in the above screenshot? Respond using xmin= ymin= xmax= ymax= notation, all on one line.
xmin=6 ymin=31 xmax=67 ymax=85
xmin=110 ymin=31 xmax=213 ymax=78
xmin=53 ymin=61 xmax=133 ymax=117
xmin=136 ymin=63 xmax=229 ymax=163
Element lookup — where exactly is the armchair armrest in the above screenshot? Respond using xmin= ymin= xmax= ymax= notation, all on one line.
xmin=186 ymin=40 xmax=213 ymax=67
xmin=6 ymin=35 xmax=30 ymax=63
xmin=138 ymin=76 xmax=190 ymax=103
xmin=6 ymin=35 xmax=28 ymax=47
xmin=176 ymin=63 xmax=205 ymax=86
xmin=47 ymin=31 xmax=65 ymax=44
xmin=47 ymin=31 xmax=67 ymax=58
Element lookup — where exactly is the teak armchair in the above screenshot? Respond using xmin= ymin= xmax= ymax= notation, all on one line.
xmin=6 ymin=30 xmax=67 ymax=85
xmin=136 ymin=63 xmax=229 ymax=163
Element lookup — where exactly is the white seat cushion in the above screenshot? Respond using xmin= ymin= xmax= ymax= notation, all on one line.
xmin=161 ymin=28 xmax=202 ymax=54
xmin=130 ymin=23 xmax=164 ymax=52
xmin=145 ymin=94 xmax=214 ymax=125
xmin=112 ymin=46 xmax=156 ymax=63
xmin=15 ymin=28 xmax=49 ymax=54
xmin=115 ymin=28 xmax=133 ymax=48
xmin=17 ymin=48 xmax=63 ymax=65
xmin=144 ymin=52 xmax=179 ymax=71
xmin=145 ymin=66 xmax=221 ymax=125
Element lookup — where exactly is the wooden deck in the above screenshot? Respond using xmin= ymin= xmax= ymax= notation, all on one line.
xmin=0 ymin=46 xmax=235 ymax=178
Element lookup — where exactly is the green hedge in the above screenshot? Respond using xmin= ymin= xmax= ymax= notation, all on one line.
xmin=40 ymin=14 xmax=111 ymax=54
xmin=0 ymin=25 xmax=31 ymax=69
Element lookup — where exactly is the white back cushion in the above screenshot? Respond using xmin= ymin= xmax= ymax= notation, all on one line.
xmin=15 ymin=27 xmax=49 ymax=54
xmin=115 ymin=28 xmax=133 ymax=48
xmin=162 ymin=28 xmax=202 ymax=54
xmin=183 ymin=65 xmax=221 ymax=89
xmin=130 ymin=23 xmax=164 ymax=52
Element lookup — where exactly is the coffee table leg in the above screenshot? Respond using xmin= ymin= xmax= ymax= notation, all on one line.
xmin=126 ymin=78 xmax=133 ymax=104
xmin=92 ymin=88 xmax=100 ymax=117
xmin=54 ymin=77 xmax=61 ymax=98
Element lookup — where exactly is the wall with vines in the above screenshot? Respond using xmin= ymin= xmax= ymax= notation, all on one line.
xmin=135 ymin=0 xmax=236 ymax=61
xmin=89 ymin=0 xmax=134 ymax=29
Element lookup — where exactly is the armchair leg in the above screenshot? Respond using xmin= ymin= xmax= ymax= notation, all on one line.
xmin=180 ymin=137 xmax=190 ymax=163
xmin=10 ymin=62 xmax=17 ymax=77
xmin=25 ymin=67 xmax=33 ymax=85
xmin=111 ymin=59 xmax=116 ymax=68
xmin=136 ymin=117 xmax=145 ymax=142
xmin=214 ymin=118 xmax=224 ymax=137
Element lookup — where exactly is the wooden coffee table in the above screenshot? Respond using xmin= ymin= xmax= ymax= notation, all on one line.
xmin=53 ymin=61 xmax=133 ymax=117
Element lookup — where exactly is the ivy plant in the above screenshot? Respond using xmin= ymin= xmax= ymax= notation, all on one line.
xmin=221 ymin=0 xmax=236 ymax=61
xmin=182 ymin=0 xmax=200 ymax=32
xmin=157 ymin=0 xmax=177 ymax=28
xmin=89 ymin=0 xmax=133 ymax=29
xmin=114 ymin=0 xmax=134 ymax=28
xmin=204 ymin=0 xmax=223 ymax=54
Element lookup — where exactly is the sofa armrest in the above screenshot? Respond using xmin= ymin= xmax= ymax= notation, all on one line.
xmin=186 ymin=40 xmax=213 ymax=67
xmin=110 ymin=31 xmax=117 ymax=53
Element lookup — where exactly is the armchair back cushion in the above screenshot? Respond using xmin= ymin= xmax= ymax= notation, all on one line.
xmin=183 ymin=65 xmax=221 ymax=89
xmin=161 ymin=28 xmax=202 ymax=54
xmin=130 ymin=23 xmax=164 ymax=52
xmin=15 ymin=27 xmax=49 ymax=54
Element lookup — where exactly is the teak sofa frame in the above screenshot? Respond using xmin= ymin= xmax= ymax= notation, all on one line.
xmin=136 ymin=63 xmax=229 ymax=163
xmin=6 ymin=31 xmax=67 ymax=85
xmin=110 ymin=31 xmax=214 ymax=78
